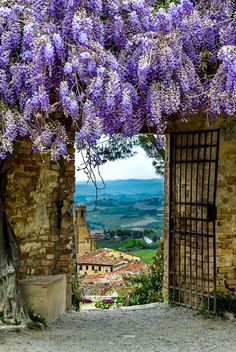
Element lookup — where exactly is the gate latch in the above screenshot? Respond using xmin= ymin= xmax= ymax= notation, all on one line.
xmin=207 ymin=204 xmax=217 ymax=222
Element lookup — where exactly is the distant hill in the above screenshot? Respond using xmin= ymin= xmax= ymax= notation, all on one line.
xmin=74 ymin=179 xmax=164 ymax=232
xmin=75 ymin=178 xmax=164 ymax=204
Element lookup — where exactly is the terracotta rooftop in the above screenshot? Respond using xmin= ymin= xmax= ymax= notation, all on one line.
xmin=80 ymin=261 xmax=149 ymax=292
xmin=114 ymin=261 xmax=149 ymax=274
xmin=81 ymin=285 xmax=113 ymax=296
xmin=77 ymin=248 xmax=127 ymax=266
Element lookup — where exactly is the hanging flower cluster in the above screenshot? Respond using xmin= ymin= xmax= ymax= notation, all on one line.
xmin=0 ymin=0 xmax=235 ymax=159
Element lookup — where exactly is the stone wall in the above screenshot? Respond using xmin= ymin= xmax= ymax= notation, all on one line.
xmin=216 ymin=123 xmax=236 ymax=293
xmin=164 ymin=117 xmax=236 ymax=306
xmin=5 ymin=139 xmax=75 ymax=308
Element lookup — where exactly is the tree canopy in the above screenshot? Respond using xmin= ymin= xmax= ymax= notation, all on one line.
xmin=0 ymin=0 xmax=235 ymax=161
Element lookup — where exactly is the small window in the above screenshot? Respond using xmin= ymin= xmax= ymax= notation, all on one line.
xmin=86 ymin=265 xmax=88 ymax=270
xmin=79 ymin=265 xmax=83 ymax=270
xmin=110 ymin=267 xmax=113 ymax=272
xmin=98 ymin=266 xmax=101 ymax=271
xmin=81 ymin=209 xmax=84 ymax=218
xmin=92 ymin=265 xmax=95 ymax=271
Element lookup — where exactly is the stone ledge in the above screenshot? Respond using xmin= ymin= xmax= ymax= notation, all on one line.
xmin=20 ymin=274 xmax=64 ymax=287
xmin=19 ymin=274 xmax=67 ymax=323
xmin=0 ymin=325 xmax=27 ymax=332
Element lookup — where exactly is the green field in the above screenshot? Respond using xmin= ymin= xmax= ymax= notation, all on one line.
xmin=131 ymin=249 xmax=158 ymax=264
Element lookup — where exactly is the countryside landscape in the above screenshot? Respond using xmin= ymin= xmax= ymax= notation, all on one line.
xmin=75 ymin=178 xmax=164 ymax=263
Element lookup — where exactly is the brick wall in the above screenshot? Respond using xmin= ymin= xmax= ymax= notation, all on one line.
xmin=5 ymin=139 xmax=75 ymax=308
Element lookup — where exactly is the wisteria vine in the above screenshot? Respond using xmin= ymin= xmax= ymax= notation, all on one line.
xmin=0 ymin=0 xmax=235 ymax=160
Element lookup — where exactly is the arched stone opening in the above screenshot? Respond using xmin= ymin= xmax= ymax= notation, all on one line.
xmin=4 ymin=118 xmax=234 ymax=317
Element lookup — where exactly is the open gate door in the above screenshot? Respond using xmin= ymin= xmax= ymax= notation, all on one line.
xmin=169 ymin=129 xmax=220 ymax=312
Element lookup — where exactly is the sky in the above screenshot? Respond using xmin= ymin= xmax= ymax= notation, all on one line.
xmin=75 ymin=146 xmax=159 ymax=181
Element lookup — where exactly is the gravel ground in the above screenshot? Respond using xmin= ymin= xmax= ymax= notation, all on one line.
xmin=0 ymin=303 xmax=236 ymax=352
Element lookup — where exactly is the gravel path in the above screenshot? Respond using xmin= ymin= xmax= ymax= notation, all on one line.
xmin=0 ymin=304 xmax=236 ymax=352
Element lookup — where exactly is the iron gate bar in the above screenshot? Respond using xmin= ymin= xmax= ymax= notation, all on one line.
xmin=173 ymin=133 xmax=177 ymax=304
xmin=169 ymin=129 xmax=220 ymax=312
xmin=171 ymin=129 xmax=220 ymax=134
xmin=207 ymin=131 xmax=213 ymax=310
xmin=184 ymin=134 xmax=188 ymax=305
xmin=180 ymin=217 xmax=214 ymax=222
xmin=174 ymin=159 xmax=217 ymax=164
xmin=175 ymin=144 xmax=218 ymax=149
xmin=201 ymin=132 xmax=207 ymax=307
xmin=178 ymin=134 xmax=183 ymax=304
xmin=175 ymin=201 xmax=211 ymax=205
xmin=170 ymin=230 xmax=214 ymax=238
xmin=190 ymin=135 xmax=194 ymax=308
xmin=213 ymin=131 xmax=220 ymax=312
xmin=195 ymin=132 xmax=200 ymax=309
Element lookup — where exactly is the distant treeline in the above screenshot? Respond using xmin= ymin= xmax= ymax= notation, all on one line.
xmin=104 ymin=229 xmax=161 ymax=242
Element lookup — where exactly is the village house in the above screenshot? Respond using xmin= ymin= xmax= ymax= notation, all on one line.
xmin=77 ymin=248 xmax=141 ymax=276
xmin=79 ymin=259 xmax=149 ymax=311
xmin=74 ymin=203 xmax=141 ymax=276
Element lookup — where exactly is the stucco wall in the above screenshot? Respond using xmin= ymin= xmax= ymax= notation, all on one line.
xmin=78 ymin=264 xmax=113 ymax=276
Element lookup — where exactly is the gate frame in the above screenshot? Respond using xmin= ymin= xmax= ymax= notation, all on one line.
xmin=167 ymin=128 xmax=220 ymax=312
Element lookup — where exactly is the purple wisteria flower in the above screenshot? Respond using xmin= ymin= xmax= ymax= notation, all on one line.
xmin=0 ymin=0 xmax=235 ymax=160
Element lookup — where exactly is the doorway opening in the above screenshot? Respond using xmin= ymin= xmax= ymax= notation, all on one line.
xmin=74 ymin=138 xmax=165 ymax=309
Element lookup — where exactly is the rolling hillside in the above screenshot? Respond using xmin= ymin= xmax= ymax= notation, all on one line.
xmin=74 ymin=179 xmax=164 ymax=232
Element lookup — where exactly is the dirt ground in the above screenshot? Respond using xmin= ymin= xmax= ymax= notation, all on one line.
xmin=0 ymin=303 xmax=236 ymax=352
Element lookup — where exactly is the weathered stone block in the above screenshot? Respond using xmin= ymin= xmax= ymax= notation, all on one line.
xmin=19 ymin=275 xmax=67 ymax=323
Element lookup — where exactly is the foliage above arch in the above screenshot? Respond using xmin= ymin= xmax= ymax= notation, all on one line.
xmin=0 ymin=0 xmax=235 ymax=160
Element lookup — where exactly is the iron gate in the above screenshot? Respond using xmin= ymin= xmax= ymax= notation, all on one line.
xmin=169 ymin=129 xmax=220 ymax=312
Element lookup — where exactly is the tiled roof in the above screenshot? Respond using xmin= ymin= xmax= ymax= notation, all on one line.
xmin=77 ymin=248 xmax=142 ymax=266
xmin=114 ymin=261 xmax=149 ymax=274
xmin=77 ymin=248 xmax=125 ymax=266
xmin=81 ymin=285 xmax=113 ymax=296
xmin=81 ymin=273 xmax=124 ymax=285
xmin=79 ymin=261 xmax=149 ymax=292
